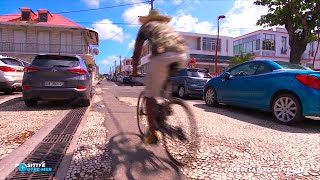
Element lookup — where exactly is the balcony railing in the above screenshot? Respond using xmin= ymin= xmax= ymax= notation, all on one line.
xmin=0 ymin=42 xmax=89 ymax=55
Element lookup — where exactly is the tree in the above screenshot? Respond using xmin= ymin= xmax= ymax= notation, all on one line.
xmin=254 ymin=0 xmax=320 ymax=64
xmin=231 ymin=52 xmax=255 ymax=66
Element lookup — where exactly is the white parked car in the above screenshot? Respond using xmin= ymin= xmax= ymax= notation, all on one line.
xmin=0 ymin=55 xmax=26 ymax=94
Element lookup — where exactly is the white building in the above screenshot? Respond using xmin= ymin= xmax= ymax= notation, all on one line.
xmin=138 ymin=31 xmax=234 ymax=75
xmin=233 ymin=27 xmax=320 ymax=69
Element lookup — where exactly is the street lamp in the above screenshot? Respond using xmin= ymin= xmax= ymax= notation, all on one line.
xmin=215 ymin=15 xmax=225 ymax=76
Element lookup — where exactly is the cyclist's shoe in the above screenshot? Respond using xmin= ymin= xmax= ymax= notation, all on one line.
xmin=177 ymin=127 xmax=187 ymax=142
xmin=144 ymin=133 xmax=159 ymax=145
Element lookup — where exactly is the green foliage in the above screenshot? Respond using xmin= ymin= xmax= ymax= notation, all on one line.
xmin=231 ymin=53 xmax=255 ymax=66
xmin=254 ymin=0 xmax=320 ymax=63
xmin=96 ymin=74 xmax=104 ymax=80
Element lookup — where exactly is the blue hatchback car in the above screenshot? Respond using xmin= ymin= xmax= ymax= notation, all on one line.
xmin=204 ymin=60 xmax=320 ymax=124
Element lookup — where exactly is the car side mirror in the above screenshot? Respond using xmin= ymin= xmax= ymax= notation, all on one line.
xmin=221 ymin=72 xmax=231 ymax=80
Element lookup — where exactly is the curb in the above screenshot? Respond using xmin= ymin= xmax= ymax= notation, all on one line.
xmin=0 ymin=109 xmax=71 ymax=180
xmin=0 ymin=95 xmax=22 ymax=108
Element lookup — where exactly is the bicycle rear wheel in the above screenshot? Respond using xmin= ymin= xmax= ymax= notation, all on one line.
xmin=162 ymin=98 xmax=199 ymax=166
xmin=137 ymin=91 xmax=149 ymax=136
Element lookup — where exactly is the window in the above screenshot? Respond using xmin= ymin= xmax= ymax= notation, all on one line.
xmin=39 ymin=13 xmax=48 ymax=22
xmin=0 ymin=58 xmax=24 ymax=67
xmin=262 ymin=33 xmax=275 ymax=51
xmin=281 ymin=36 xmax=287 ymax=54
xmin=256 ymin=39 xmax=260 ymax=50
xmin=229 ymin=62 xmax=259 ymax=77
xmin=274 ymin=61 xmax=312 ymax=70
xmin=310 ymin=42 xmax=315 ymax=57
xmin=32 ymin=56 xmax=79 ymax=68
xmin=226 ymin=39 xmax=228 ymax=52
xmin=202 ymin=37 xmax=221 ymax=51
xmin=255 ymin=63 xmax=272 ymax=75
xmin=21 ymin=11 xmax=30 ymax=21
xmin=187 ymin=69 xmax=211 ymax=78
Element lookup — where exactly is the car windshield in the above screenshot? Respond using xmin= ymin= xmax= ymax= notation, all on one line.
xmin=32 ymin=56 xmax=79 ymax=68
xmin=0 ymin=58 xmax=24 ymax=67
xmin=187 ymin=69 xmax=211 ymax=78
xmin=274 ymin=61 xmax=312 ymax=70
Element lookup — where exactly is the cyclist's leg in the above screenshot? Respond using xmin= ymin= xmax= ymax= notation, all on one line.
xmin=144 ymin=58 xmax=166 ymax=143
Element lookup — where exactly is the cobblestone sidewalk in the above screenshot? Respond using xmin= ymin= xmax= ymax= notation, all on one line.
xmin=65 ymin=109 xmax=112 ymax=180
xmin=118 ymin=97 xmax=320 ymax=180
xmin=0 ymin=102 xmax=60 ymax=160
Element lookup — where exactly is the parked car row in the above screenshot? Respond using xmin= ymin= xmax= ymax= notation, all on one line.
xmin=108 ymin=74 xmax=132 ymax=84
xmin=0 ymin=54 xmax=93 ymax=107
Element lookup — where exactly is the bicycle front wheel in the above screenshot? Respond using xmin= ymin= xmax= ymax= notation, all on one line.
xmin=137 ymin=91 xmax=149 ymax=136
xmin=162 ymin=98 xmax=199 ymax=166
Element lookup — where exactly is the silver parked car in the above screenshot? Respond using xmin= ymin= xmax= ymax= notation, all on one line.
xmin=22 ymin=55 xmax=92 ymax=107
xmin=0 ymin=56 xmax=26 ymax=94
xmin=171 ymin=68 xmax=211 ymax=98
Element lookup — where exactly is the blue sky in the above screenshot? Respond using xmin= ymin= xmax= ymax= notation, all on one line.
xmin=0 ymin=0 xmax=269 ymax=74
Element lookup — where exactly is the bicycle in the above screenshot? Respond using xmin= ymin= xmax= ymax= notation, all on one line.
xmin=131 ymin=62 xmax=199 ymax=166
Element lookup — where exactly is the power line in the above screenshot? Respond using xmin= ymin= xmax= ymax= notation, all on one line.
xmin=56 ymin=1 xmax=150 ymax=14
xmin=0 ymin=1 xmax=150 ymax=16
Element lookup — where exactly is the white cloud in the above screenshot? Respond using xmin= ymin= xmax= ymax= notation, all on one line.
xmin=92 ymin=19 xmax=125 ymax=42
xmin=100 ymin=55 xmax=119 ymax=65
xmin=128 ymin=40 xmax=135 ymax=49
xmin=219 ymin=0 xmax=269 ymax=37
xmin=122 ymin=4 xmax=150 ymax=25
xmin=169 ymin=11 xmax=215 ymax=34
xmin=82 ymin=0 xmax=100 ymax=8
xmin=169 ymin=0 xmax=270 ymax=37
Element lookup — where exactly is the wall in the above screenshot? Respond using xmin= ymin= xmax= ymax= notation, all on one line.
xmin=0 ymin=24 xmax=86 ymax=62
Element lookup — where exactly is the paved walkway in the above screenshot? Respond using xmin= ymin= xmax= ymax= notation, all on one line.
xmin=65 ymin=82 xmax=185 ymax=180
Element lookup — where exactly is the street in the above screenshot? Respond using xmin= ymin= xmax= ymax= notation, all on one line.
xmin=0 ymin=80 xmax=319 ymax=180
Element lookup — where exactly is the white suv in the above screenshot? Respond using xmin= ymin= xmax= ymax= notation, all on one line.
xmin=0 ymin=55 xmax=27 ymax=94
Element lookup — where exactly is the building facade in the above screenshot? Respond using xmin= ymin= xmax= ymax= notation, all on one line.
xmin=138 ymin=31 xmax=234 ymax=75
xmin=233 ymin=27 xmax=320 ymax=69
xmin=0 ymin=7 xmax=100 ymax=79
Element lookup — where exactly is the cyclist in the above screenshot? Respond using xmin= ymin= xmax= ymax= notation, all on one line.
xmin=132 ymin=9 xmax=189 ymax=144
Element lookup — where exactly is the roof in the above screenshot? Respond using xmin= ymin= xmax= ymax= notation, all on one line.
xmin=0 ymin=11 xmax=81 ymax=27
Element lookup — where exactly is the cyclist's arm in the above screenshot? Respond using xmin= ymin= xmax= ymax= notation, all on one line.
xmin=132 ymin=28 xmax=147 ymax=75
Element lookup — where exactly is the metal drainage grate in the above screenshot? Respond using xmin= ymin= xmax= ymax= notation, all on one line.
xmin=42 ymin=134 xmax=73 ymax=143
xmin=6 ymin=107 xmax=87 ymax=180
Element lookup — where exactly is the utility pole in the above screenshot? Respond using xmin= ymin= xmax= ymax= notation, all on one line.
xmin=114 ymin=60 xmax=116 ymax=76
xmin=119 ymin=56 xmax=122 ymax=75
xmin=150 ymin=0 xmax=154 ymax=10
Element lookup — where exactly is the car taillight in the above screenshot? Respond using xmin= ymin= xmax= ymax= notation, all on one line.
xmin=0 ymin=66 xmax=16 ymax=72
xmin=67 ymin=68 xmax=87 ymax=75
xmin=76 ymin=86 xmax=86 ymax=90
xmin=296 ymin=74 xmax=320 ymax=90
xmin=24 ymin=66 xmax=40 ymax=73
xmin=22 ymin=85 xmax=32 ymax=89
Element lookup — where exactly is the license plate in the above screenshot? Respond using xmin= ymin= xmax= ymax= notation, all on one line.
xmin=44 ymin=81 xmax=64 ymax=87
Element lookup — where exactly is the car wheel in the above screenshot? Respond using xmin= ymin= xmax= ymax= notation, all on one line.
xmin=82 ymin=99 xmax=91 ymax=107
xmin=24 ymin=98 xmax=38 ymax=107
xmin=272 ymin=94 xmax=303 ymax=124
xmin=3 ymin=89 xmax=14 ymax=95
xmin=178 ymin=86 xmax=186 ymax=98
xmin=204 ymin=87 xmax=218 ymax=107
